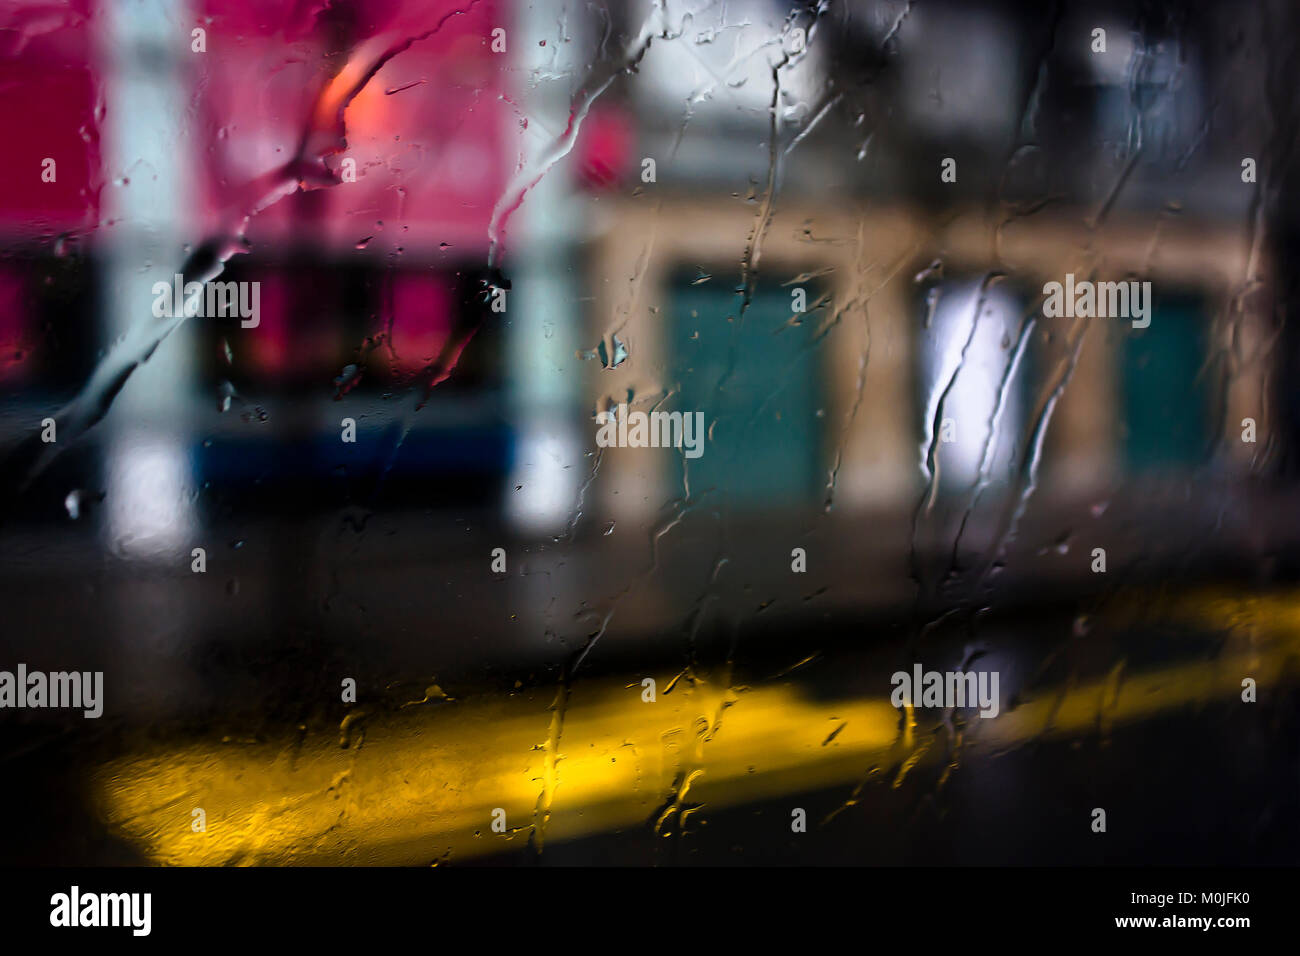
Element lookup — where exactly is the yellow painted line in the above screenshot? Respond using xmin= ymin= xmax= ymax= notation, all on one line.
xmin=94 ymin=682 xmax=899 ymax=865
xmin=94 ymin=588 xmax=1300 ymax=865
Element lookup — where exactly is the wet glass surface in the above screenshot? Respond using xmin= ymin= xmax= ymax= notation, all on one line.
xmin=0 ymin=0 xmax=1297 ymax=866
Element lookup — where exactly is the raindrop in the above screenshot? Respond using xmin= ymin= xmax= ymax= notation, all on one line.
xmin=923 ymin=287 xmax=941 ymax=328
xmin=334 ymin=364 xmax=363 ymax=396
xmin=217 ymin=380 xmax=237 ymax=413
xmin=603 ymin=334 xmax=629 ymax=369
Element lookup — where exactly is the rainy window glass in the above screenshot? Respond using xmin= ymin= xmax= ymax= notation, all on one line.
xmin=0 ymin=0 xmax=1296 ymax=889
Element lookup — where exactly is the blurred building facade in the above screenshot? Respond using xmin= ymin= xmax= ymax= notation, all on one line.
xmin=0 ymin=0 xmax=1281 ymax=592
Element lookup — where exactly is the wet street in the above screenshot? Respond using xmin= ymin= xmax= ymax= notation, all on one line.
xmin=2 ymin=493 xmax=1298 ymax=865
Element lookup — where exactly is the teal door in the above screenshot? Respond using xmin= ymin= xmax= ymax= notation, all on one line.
xmin=1120 ymin=297 xmax=1209 ymax=473
xmin=666 ymin=274 xmax=824 ymax=508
